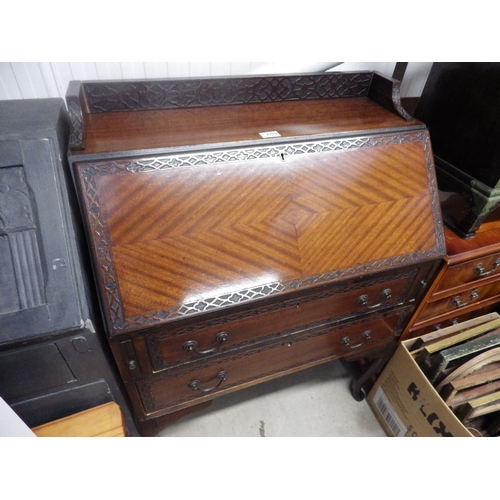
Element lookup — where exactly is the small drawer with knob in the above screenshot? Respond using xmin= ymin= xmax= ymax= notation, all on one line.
xmin=417 ymin=279 xmax=500 ymax=324
xmin=144 ymin=270 xmax=418 ymax=373
xmin=136 ymin=308 xmax=409 ymax=416
xmin=434 ymin=251 xmax=500 ymax=295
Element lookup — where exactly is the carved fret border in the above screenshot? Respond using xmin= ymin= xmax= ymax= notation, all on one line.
xmin=83 ymin=73 xmax=372 ymax=114
xmin=77 ymin=131 xmax=445 ymax=334
xmin=79 ymin=131 xmax=431 ymax=176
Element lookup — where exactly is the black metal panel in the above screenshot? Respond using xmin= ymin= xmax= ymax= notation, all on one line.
xmin=0 ymin=343 xmax=75 ymax=400
xmin=0 ymin=100 xmax=86 ymax=344
xmin=416 ymin=63 xmax=500 ymax=190
xmin=0 ymin=99 xmax=139 ymax=435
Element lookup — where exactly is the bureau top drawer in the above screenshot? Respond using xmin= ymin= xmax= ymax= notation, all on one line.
xmin=140 ymin=269 xmax=420 ymax=373
xmin=435 ymin=251 xmax=500 ymax=295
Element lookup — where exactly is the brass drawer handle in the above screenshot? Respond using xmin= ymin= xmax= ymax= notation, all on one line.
xmin=356 ymin=289 xmax=392 ymax=309
xmin=474 ymin=259 xmax=500 ymax=277
xmin=188 ymin=371 xmax=227 ymax=394
xmin=182 ymin=332 xmax=229 ymax=355
xmin=341 ymin=330 xmax=372 ymax=349
xmin=452 ymin=290 xmax=479 ymax=308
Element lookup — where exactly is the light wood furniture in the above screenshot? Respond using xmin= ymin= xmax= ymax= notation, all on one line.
xmin=65 ymin=72 xmax=445 ymax=435
xmin=32 ymin=401 xmax=126 ymax=437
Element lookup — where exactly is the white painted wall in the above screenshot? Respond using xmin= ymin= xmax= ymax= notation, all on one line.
xmin=0 ymin=62 xmax=433 ymax=101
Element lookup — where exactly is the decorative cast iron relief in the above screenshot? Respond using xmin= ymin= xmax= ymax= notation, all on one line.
xmin=0 ymin=166 xmax=45 ymax=315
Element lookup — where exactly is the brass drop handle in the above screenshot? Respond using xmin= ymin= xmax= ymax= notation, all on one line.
xmin=341 ymin=330 xmax=372 ymax=349
xmin=474 ymin=259 xmax=500 ymax=277
xmin=182 ymin=332 xmax=229 ymax=355
xmin=188 ymin=371 xmax=228 ymax=393
xmin=356 ymin=289 xmax=392 ymax=309
xmin=452 ymin=290 xmax=479 ymax=308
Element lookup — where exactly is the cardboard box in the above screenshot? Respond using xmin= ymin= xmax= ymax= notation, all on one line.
xmin=367 ymin=338 xmax=474 ymax=437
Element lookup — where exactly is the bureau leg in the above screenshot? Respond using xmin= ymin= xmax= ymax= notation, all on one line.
xmin=347 ymin=343 xmax=397 ymax=401
xmin=349 ymin=357 xmax=386 ymax=402
xmin=137 ymin=400 xmax=213 ymax=437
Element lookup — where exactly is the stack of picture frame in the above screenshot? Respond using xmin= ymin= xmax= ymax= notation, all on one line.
xmin=411 ymin=312 xmax=500 ymax=436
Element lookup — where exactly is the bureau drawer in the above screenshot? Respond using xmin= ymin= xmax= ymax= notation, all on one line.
xmin=417 ymin=280 xmax=500 ymax=323
xmin=145 ymin=271 xmax=417 ymax=372
xmin=408 ymin=305 xmax=499 ymax=339
xmin=435 ymin=251 xmax=500 ymax=294
xmin=137 ymin=309 xmax=408 ymax=416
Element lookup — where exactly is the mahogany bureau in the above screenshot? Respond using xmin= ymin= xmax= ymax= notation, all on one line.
xmin=65 ymin=72 xmax=446 ymax=435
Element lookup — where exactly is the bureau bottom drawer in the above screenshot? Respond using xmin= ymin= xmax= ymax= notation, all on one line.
xmin=136 ymin=309 xmax=408 ymax=416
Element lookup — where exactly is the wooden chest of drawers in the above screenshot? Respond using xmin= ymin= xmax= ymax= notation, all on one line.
xmin=401 ymin=214 xmax=500 ymax=340
xmin=65 ymin=72 xmax=445 ymax=435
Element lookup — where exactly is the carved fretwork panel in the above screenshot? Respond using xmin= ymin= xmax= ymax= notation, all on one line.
xmin=83 ymin=73 xmax=373 ymax=114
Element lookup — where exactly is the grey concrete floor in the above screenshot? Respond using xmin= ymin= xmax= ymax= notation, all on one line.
xmin=158 ymin=360 xmax=386 ymax=437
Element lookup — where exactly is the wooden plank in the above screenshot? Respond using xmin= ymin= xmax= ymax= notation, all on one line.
xmin=425 ymin=329 xmax=500 ymax=384
xmin=440 ymin=365 xmax=500 ymax=407
xmin=410 ymin=312 xmax=500 ymax=354
xmin=457 ymin=390 xmax=500 ymax=421
xmin=414 ymin=317 xmax=500 ymax=367
xmin=436 ymin=347 xmax=500 ymax=391
xmin=32 ymin=402 xmax=126 ymax=437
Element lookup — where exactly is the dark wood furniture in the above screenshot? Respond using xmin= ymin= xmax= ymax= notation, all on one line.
xmin=401 ymin=204 xmax=500 ymax=341
xmin=65 ymin=72 xmax=446 ymax=435
xmin=0 ymin=98 xmax=138 ymax=435
xmin=415 ymin=63 xmax=500 ymax=238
